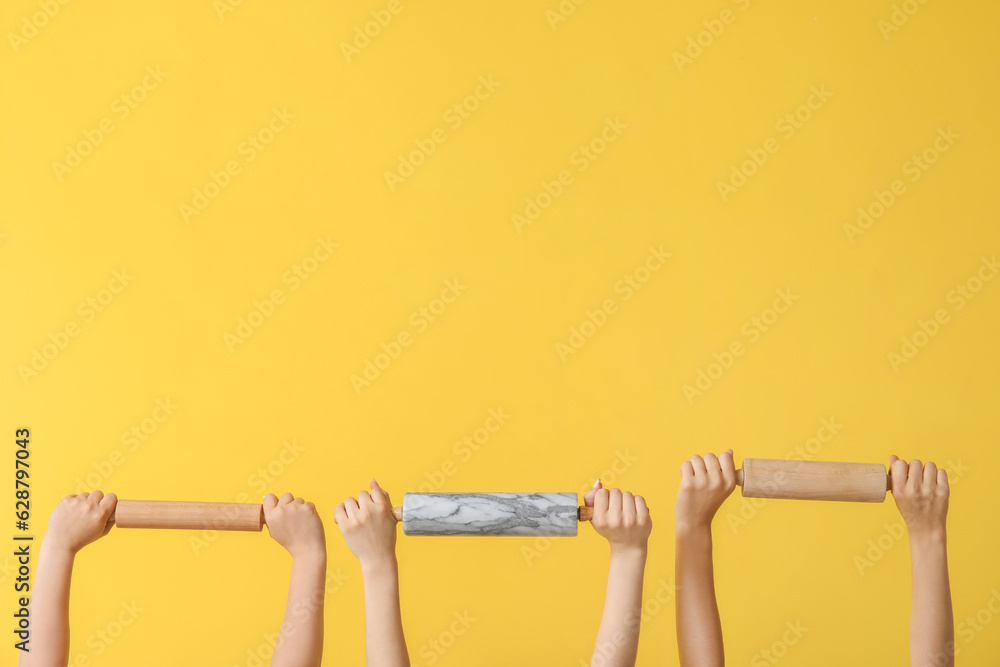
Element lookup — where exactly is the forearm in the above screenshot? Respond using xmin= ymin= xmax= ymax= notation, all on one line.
xmin=908 ymin=531 xmax=953 ymax=667
xmin=675 ymin=524 xmax=724 ymax=667
xmin=361 ymin=557 xmax=409 ymax=667
xmin=20 ymin=542 xmax=75 ymax=667
xmin=592 ymin=546 xmax=647 ymax=667
xmin=272 ymin=552 xmax=327 ymax=667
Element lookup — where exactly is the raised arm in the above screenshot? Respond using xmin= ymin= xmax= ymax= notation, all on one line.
xmin=335 ymin=480 xmax=409 ymax=667
xmin=674 ymin=450 xmax=736 ymax=667
xmin=20 ymin=491 xmax=116 ymax=667
xmin=586 ymin=481 xmax=652 ymax=667
xmin=889 ymin=456 xmax=954 ymax=667
xmin=264 ymin=492 xmax=328 ymax=667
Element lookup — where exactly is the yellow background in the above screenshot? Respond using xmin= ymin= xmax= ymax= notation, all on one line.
xmin=2 ymin=0 xmax=999 ymax=665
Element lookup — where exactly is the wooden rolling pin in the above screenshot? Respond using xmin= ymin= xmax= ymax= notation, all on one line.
xmin=735 ymin=458 xmax=890 ymax=503
xmin=109 ymin=500 xmax=265 ymax=531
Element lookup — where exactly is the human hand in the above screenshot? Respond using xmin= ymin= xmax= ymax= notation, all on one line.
xmin=584 ymin=481 xmax=651 ymax=555
xmin=263 ymin=493 xmax=327 ymax=560
xmin=889 ymin=456 xmax=949 ymax=539
xmin=674 ymin=450 xmax=737 ymax=533
xmin=334 ymin=480 xmax=398 ymax=572
xmin=43 ymin=491 xmax=117 ymax=556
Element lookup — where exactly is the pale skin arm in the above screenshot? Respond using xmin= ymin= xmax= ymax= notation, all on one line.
xmin=586 ymin=481 xmax=652 ymax=667
xmin=264 ymin=493 xmax=327 ymax=667
xmin=674 ymin=450 xmax=737 ymax=667
xmin=889 ymin=456 xmax=954 ymax=667
xmin=335 ymin=480 xmax=409 ymax=667
xmin=19 ymin=490 xmax=117 ymax=667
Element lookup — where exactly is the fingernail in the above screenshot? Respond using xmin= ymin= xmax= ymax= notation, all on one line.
xmin=371 ymin=478 xmax=380 ymax=488
xmin=593 ymin=479 xmax=601 ymax=488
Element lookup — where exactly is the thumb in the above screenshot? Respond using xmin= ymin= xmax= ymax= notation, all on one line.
xmin=262 ymin=493 xmax=279 ymax=513
xmin=584 ymin=480 xmax=602 ymax=507
xmin=371 ymin=478 xmax=392 ymax=506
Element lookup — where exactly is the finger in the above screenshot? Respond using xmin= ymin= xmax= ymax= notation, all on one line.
xmin=908 ymin=459 xmax=923 ymax=492
xmin=293 ymin=497 xmax=305 ymax=504
xmin=719 ymin=450 xmax=737 ymax=488
xmin=607 ymin=488 xmax=623 ymax=517
xmin=635 ymin=494 xmax=649 ymax=521
xmin=263 ymin=494 xmax=279 ymax=511
xmin=923 ymin=461 xmax=938 ymax=490
xmin=358 ymin=490 xmax=373 ymax=509
xmin=936 ymin=468 xmax=950 ymax=496
xmin=704 ymin=453 xmax=722 ymax=485
xmin=343 ymin=496 xmax=359 ymax=520
xmin=584 ymin=480 xmax=602 ymax=507
xmin=98 ymin=492 xmax=117 ymax=516
xmin=680 ymin=461 xmax=694 ymax=482
xmin=594 ymin=488 xmax=610 ymax=516
xmin=889 ymin=458 xmax=909 ymax=493
xmin=689 ymin=455 xmax=708 ymax=478
xmin=370 ymin=479 xmax=391 ymax=506
xmin=889 ymin=454 xmax=899 ymax=465
xmin=622 ymin=491 xmax=636 ymax=522
xmin=88 ymin=490 xmax=104 ymax=504
xmin=333 ymin=503 xmax=347 ymax=525
xmin=279 ymin=492 xmax=294 ymax=505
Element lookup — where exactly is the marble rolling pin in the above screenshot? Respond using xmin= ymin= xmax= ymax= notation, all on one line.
xmin=393 ymin=493 xmax=594 ymax=536
xmin=735 ymin=458 xmax=891 ymax=503
xmin=108 ymin=500 xmax=265 ymax=531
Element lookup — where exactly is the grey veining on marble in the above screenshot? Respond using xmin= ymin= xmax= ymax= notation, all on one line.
xmin=401 ymin=493 xmax=578 ymax=536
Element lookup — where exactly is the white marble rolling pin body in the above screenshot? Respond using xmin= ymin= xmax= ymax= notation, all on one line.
xmin=401 ymin=492 xmax=579 ymax=536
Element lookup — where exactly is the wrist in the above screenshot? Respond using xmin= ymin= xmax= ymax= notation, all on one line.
xmin=609 ymin=543 xmax=648 ymax=564
xmin=291 ymin=547 xmax=327 ymax=567
xmin=40 ymin=539 xmax=78 ymax=560
xmin=675 ymin=519 xmax=712 ymax=538
xmin=908 ymin=526 xmax=947 ymax=549
xmin=360 ymin=554 xmax=398 ymax=579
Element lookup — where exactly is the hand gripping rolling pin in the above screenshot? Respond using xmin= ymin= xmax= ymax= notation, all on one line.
xmin=104 ymin=459 xmax=892 ymax=535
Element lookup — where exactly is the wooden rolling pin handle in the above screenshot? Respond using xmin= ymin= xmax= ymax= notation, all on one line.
xmin=390 ymin=505 xmax=595 ymax=522
xmin=735 ymin=469 xmax=745 ymax=486
xmin=109 ymin=500 xmax=266 ymax=531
